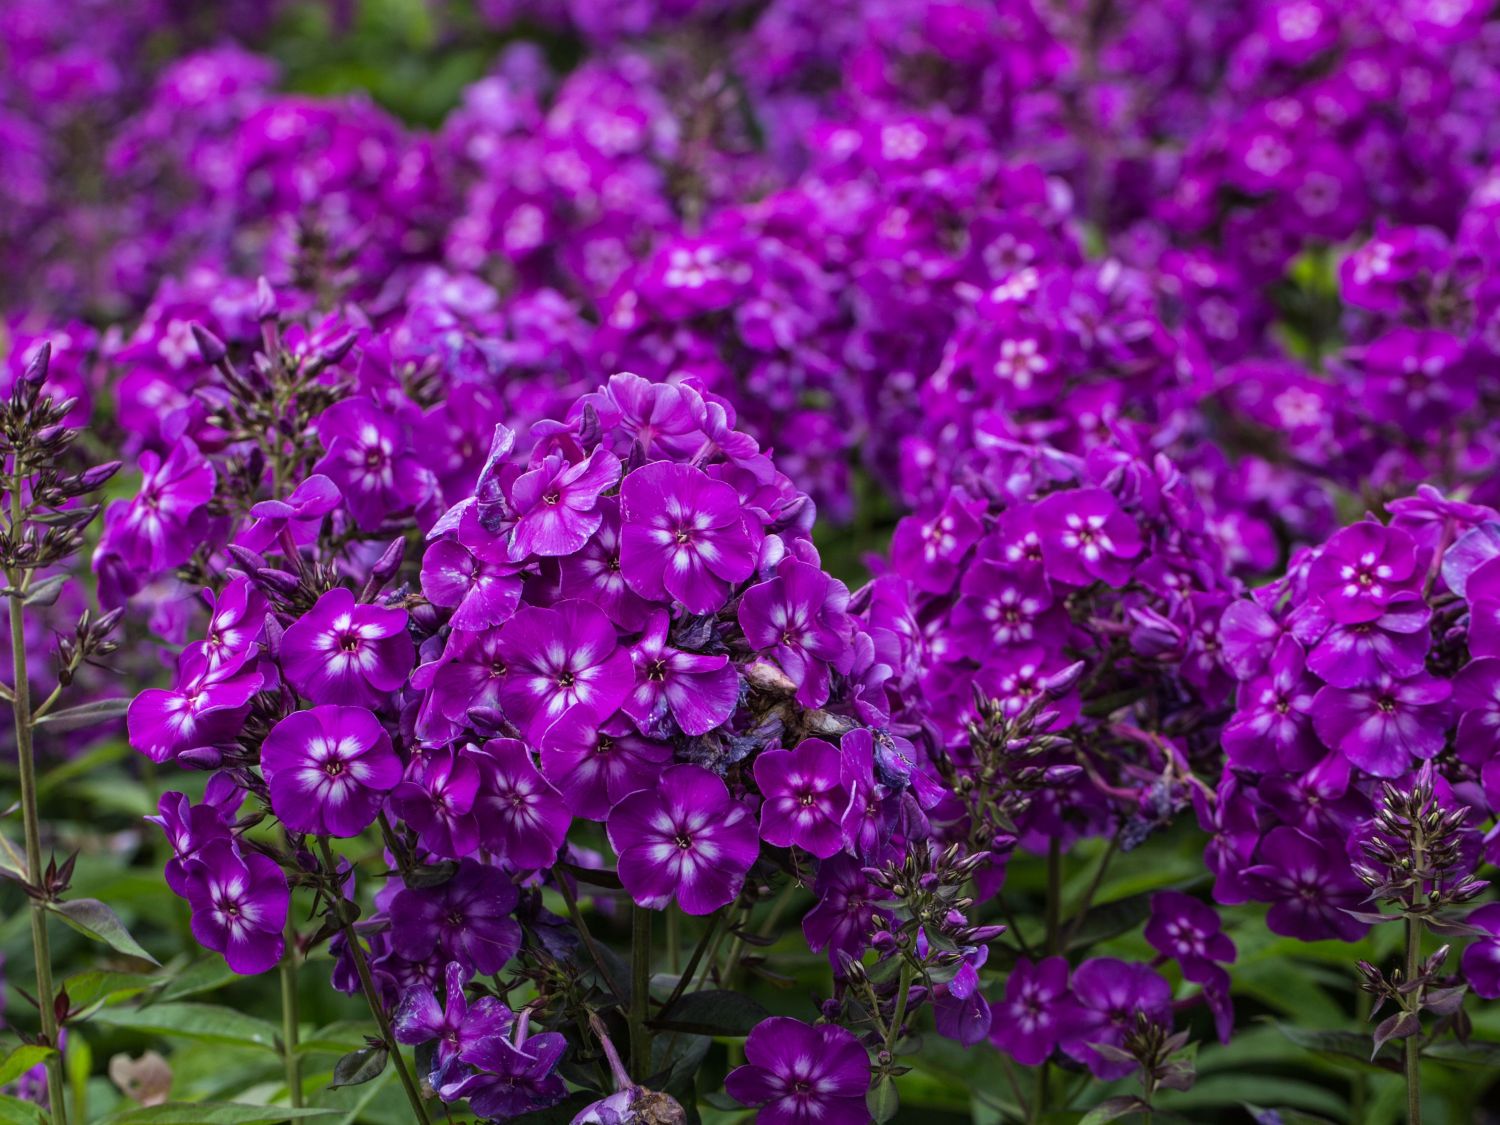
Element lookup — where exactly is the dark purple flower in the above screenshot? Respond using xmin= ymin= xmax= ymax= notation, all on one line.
xmin=989 ymin=956 xmax=1076 ymax=1067
xmin=390 ymin=859 xmax=521 ymax=975
xmin=182 ymin=840 xmax=289 ymax=975
xmin=1244 ymin=827 xmax=1370 ymax=943
xmin=1305 ymin=595 xmax=1431 ymax=688
xmin=1222 ymin=636 xmax=1321 ymax=772
xmin=619 ymin=461 xmax=762 ymax=614
xmin=623 ymin=610 xmax=739 ymax=736
xmin=389 ymin=745 xmax=483 ymax=859
xmin=1033 ymin=487 xmax=1142 ymax=588
xmin=469 ymin=738 xmax=571 ymax=870
xmin=313 ymin=398 xmax=429 ymax=530
xmin=98 ymin=440 xmax=216 ymax=577
xmin=127 ymin=646 xmax=263 ymax=763
xmin=393 ymin=962 xmax=514 ymax=1072
xmin=753 ymin=738 xmax=848 ymax=859
xmin=889 ymin=492 xmax=984 ymax=594
xmin=440 ymin=1013 xmax=567 ymax=1118
xmin=607 ymin=763 xmax=759 ymax=915
xmin=739 ymin=557 xmax=855 ymax=710
xmin=1311 ymin=671 xmax=1452 ymax=777
xmin=1144 ymin=891 xmax=1236 ymax=982
xmin=420 ymin=535 xmax=523 ymax=631
xmin=725 ymin=1018 xmax=871 ymax=1125
xmin=803 ymin=855 xmax=889 ymax=964
xmin=280 ymin=587 xmax=414 ymax=708
xmin=238 ymin=473 xmax=342 ymax=554
xmin=558 ymin=496 xmax=652 ymax=630
xmin=507 ymin=446 xmax=621 ymax=559
xmin=195 ymin=575 xmax=267 ymax=672
xmin=1461 ymin=903 xmax=1500 ymax=1000
xmin=1306 ymin=522 xmax=1419 ymax=625
xmin=496 ymin=599 xmax=633 ymax=739
xmin=261 ymin=705 xmax=402 ymax=838
xmin=1058 ymin=958 xmax=1171 ymax=1079
xmin=539 ymin=710 xmax=673 ymax=821
xmin=1454 ymin=657 xmax=1500 ymax=765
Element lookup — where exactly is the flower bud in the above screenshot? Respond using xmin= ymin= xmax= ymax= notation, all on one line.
xmin=191 ymin=323 xmax=228 ymax=366
xmin=22 ymin=342 xmax=50 ymax=387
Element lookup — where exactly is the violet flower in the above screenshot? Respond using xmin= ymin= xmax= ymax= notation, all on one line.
xmin=725 ymin=1018 xmax=871 ymax=1125
xmin=260 ymin=705 xmax=403 ymax=838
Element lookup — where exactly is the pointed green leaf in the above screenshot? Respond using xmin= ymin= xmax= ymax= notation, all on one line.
xmin=91 ymin=1002 xmax=283 ymax=1053
xmin=0 ymin=1046 xmax=54 ymax=1088
xmin=49 ymin=898 xmax=159 ymax=965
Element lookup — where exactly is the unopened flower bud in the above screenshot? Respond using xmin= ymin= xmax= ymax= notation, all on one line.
xmin=191 ymin=323 xmax=228 ymax=366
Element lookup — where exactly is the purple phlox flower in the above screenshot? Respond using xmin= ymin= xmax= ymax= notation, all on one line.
xmin=739 ymin=557 xmax=854 ymax=709
xmin=496 ymin=599 xmax=633 ymax=739
xmin=1195 ymin=778 xmax=1263 ymax=905
xmin=313 ymin=398 xmax=429 ymax=531
xmin=280 ymin=587 xmax=414 ymax=708
xmin=1222 ymin=636 xmax=1321 ymax=772
xmin=1464 ymin=555 xmax=1500 ymax=658
xmin=890 ymin=491 xmax=985 ymax=594
xmin=127 ymin=645 xmax=263 ymax=764
xmin=838 ymin=728 xmax=900 ymax=862
xmin=1219 ymin=596 xmax=1284 ymax=680
xmin=607 ymin=763 xmax=759 ymax=915
xmin=1305 ymin=593 xmax=1431 ymax=688
xmin=388 ymin=744 xmax=483 ymax=859
xmin=539 ymin=709 xmax=673 ymax=821
xmin=1033 ymin=487 xmax=1143 ymax=588
xmin=98 ymin=440 xmax=216 ymax=577
xmin=619 ymin=461 xmax=762 ymax=614
xmin=1144 ymin=891 xmax=1236 ymax=983
xmin=507 ymin=445 xmax=621 ymax=559
xmin=420 ymin=533 xmax=524 ymax=632
xmin=390 ymin=859 xmax=522 ymax=975
xmin=558 ymin=496 xmax=652 ymax=630
xmin=1244 ymin=827 xmax=1370 ymax=943
xmin=950 ymin=559 xmax=1061 ymax=660
xmin=989 ymin=956 xmax=1077 ymax=1067
xmin=416 ymin=627 xmax=509 ymax=737
xmin=149 ymin=779 xmax=238 ymax=897
xmin=1305 ymin=521 xmax=1419 ymax=625
xmin=1460 ymin=902 xmax=1500 ymax=1000
xmin=181 ymin=839 xmax=289 ymax=975
xmin=725 ymin=1017 xmax=871 ymax=1125
xmin=393 ymin=962 xmax=514 ymax=1073
xmin=803 ymin=855 xmax=889 ymax=964
xmin=261 ymin=705 xmax=402 ymax=837
xmin=1453 ymin=656 xmax=1500 ymax=766
xmin=1259 ymin=752 xmax=1367 ymax=839
xmin=1311 ymin=671 xmax=1452 ymax=778
xmin=623 ymin=609 xmax=739 ymax=736
xmin=1058 ymin=958 xmax=1171 ymax=1079
xmin=933 ymin=946 xmax=992 ymax=1047
xmin=753 ymin=737 xmax=849 ymax=859
xmin=469 ymin=738 xmax=572 ymax=870
xmin=440 ymin=1010 xmax=568 ymax=1119
xmin=195 ymin=575 xmax=267 ymax=673
xmin=592 ymin=372 xmax=706 ymax=459
xmin=237 ymin=473 xmax=341 ymax=553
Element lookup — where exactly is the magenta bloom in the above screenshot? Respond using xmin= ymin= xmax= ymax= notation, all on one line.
xmin=538 ymin=710 xmax=673 ymax=821
xmin=1033 ymin=487 xmax=1142 ymax=587
xmin=393 ymin=962 xmax=513 ymax=1071
xmin=421 ymin=535 xmax=523 ymax=631
xmin=182 ymin=841 xmax=289 ymax=975
xmin=280 ymin=587 xmax=414 ymax=708
xmin=1221 ymin=636 xmax=1320 ymax=772
xmin=313 ymin=398 xmax=429 ymax=530
xmin=196 ymin=575 xmax=267 ymax=673
xmin=1144 ymin=891 xmax=1236 ymax=981
xmin=557 ymin=496 xmax=651 ymax=630
xmin=1305 ymin=521 xmax=1419 ymax=624
xmin=391 ymin=859 xmax=521 ymax=975
xmin=753 ymin=738 xmax=848 ymax=859
xmin=99 ymin=440 xmax=216 ymax=576
xmin=989 ymin=956 xmax=1076 ymax=1067
xmin=623 ymin=610 xmax=739 ymax=736
xmin=389 ymin=745 xmax=483 ymax=859
xmin=1058 ymin=958 xmax=1172 ymax=1079
xmin=127 ymin=647 xmax=263 ymax=763
xmin=725 ymin=1018 xmax=871 ymax=1125
xmin=1244 ymin=827 xmax=1370 ymax=943
xmin=507 ymin=446 xmax=621 ymax=559
xmin=619 ymin=461 xmax=762 ymax=614
xmin=607 ymin=764 xmax=759 ymax=915
xmin=890 ymin=492 xmax=984 ymax=594
xmin=469 ymin=738 xmax=571 ymax=870
xmin=1461 ymin=903 xmax=1500 ymax=1000
xmin=261 ymin=705 xmax=402 ymax=838
xmin=803 ymin=856 xmax=890 ymax=963
xmin=738 ymin=557 xmax=853 ymax=709
xmin=496 ymin=600 xmax=632 ymax=738
xmin=238 ymin=473 xmax=341 ymax=553
xmin=1311 ymin=671 xmax=1452 ymax=777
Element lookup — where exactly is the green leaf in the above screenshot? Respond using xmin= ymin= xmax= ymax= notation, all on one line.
xmin=1079 ymin=1097 xmax=1147 ymax=1124
xmin=867 ymin=1076 xmax=900 ymax=1124
xmin=0 ymin=1094 xmax=44 ymax=1125
xmin=1065 ymin=891 xmax=1155 ymax=953
xmin=650 ymin=990 xmax=768 ymax=1037
xmin=0 ymin=1045 xmax=54 ymax=1087
xmin=63 ymin=969 xmax=158 ymax=1013
xmin=330 ymin=1046 xmax=388 ymax=1088
xmin=1241 ymin=1107 xmax=1338 ymax=1125
xmin=50 ymin=898 xmax=159 ymax=965
xmin=0 ymin=832 xmax=27 ymax=883
xmin=1420 ymin=1038 xmax=1500 ymax=1069
xmin=157 ymin=958 xmax=242 ymax=1002
xmin=34 ymin=698 xmax=131 ymax=731
xmin=1271 ymin=1023 xmax=1398 ymax=1073
xmin=91 ymin=1002 xmax=283 ymax=1053
xmin=95 ymin=1104 xmax=335 ymax=1124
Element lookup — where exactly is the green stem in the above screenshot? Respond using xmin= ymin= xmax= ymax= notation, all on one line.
xmin=629 ymin=906 xmax=653 ymax=1082
xmin=317 ymin=839 xmax=432 ymax=1125
xmin=1405 ymin=914 xmax=1422 ymax=1125
xmin=280 ymin=936 xmax=303 ymax=1108
xmin=1044 ymin=838 xmax=1062 ymax=955
xmin=885 ymin=960 xmax=915 ymax=1050
xmin=554 ymin=867 xmax=626 ymax=1001
xmin=7 ymin=479 xmax=69 ymax=1125
xmin=1060 ymin=836 xmax=1117 ymax=951
xmin=1032 ymin=1060 xmax=1048 ymax=1124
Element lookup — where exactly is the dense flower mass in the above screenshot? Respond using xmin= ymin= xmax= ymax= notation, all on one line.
xmin=7 ymin=2 xmax=1500 ymax=1124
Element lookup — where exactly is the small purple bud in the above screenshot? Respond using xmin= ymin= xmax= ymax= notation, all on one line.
xmin=254 ymin=568 xmax=302 ymax=598
xmin=255 ymin=276 xmax=279 ymax=321
xmin=370 ymin=537 xmax=406 ymax=585
xmin=965 ymin=924 xmax=1008 ymax=944
xmin=191 ymin=323 xmax=228 ymax=366
xmin=22 ymin=342 xmax=51 ymax=387
xmin=177 ymin=746 xmax=224 ymax=769
xmin=227 ymin=545 xmax=267 ymax=574
xmin=1042 ymin=660 xmax=1086 ymax=697
xmin=1044 ymin=764 xmax=1084 ymax=784
xmin=317 ymin=331 xmax=359 ymax=366
xmin=79 ymin=461 xmax=123 ymax=490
